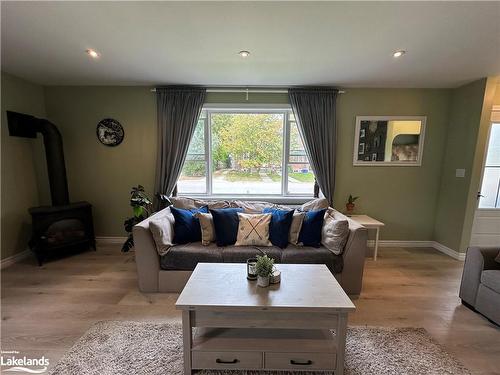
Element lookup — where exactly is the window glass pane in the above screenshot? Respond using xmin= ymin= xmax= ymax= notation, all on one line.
xmin=485 ymin=124 xmax=500 ymax=167
xmin=479 ymin=123 xmax=500 ymax=208
xmin=288 ymin=121 xmax=315 ymax=195
xmin=177 ymin=117 xmax=207 ymax=194
xmin=211 ymin=113 xmax=283 ymax=195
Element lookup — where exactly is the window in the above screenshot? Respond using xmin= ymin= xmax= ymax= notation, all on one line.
xmin=177 ymin=108 xmax=316 ymax=197
xmin=479 ymin=123 xmax=500 ymax=208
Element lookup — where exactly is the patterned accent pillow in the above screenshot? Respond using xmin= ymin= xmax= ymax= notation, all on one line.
xmin=289 ymin=211 xmax=305 ymax=245
xmin=149 ymin=213 xmax=175 ymax=256
xmin=235 ymin=213 xmax=272 ymax=247
xmin=321 ymin=209 xmax=349 ymax=255
xmin=196 ymin=212 xmax=215 ymax=246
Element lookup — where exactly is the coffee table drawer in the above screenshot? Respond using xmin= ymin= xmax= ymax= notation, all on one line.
xmin=265 ymin=352 xmax=336 ymax=370
xmin=192 ymin=351 xmax=263 ymax=370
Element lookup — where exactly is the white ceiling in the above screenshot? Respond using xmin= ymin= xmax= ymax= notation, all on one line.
xmin=2 ymin=1 xmax=499 ymax=88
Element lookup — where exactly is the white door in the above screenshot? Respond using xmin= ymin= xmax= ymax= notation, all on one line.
xmin=470 ymin=112 xmax=500 ymax=246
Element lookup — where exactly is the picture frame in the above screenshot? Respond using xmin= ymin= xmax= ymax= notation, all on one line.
xmin=353 ymin=116 xmax=426 ymax=166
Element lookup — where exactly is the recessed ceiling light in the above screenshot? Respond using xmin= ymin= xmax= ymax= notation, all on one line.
xmin=393 ymin=50 xmax=406 ymax=58
xmin=86 ymin=49 xmax=100 ymax=59
xmin=238 ymin=50 xmax=250 ymax=58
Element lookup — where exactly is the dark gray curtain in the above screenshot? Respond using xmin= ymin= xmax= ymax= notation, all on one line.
xmin=288 ymin=88 xmax=338 ymax=205
xmin=154 ymin=87 xmax=206 ymax=209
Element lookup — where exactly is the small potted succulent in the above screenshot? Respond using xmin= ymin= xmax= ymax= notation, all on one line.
xmin=255 ymin=254 xmax=275 ymax=288
xmin=346 ymin=194 xmax=359 ymax=214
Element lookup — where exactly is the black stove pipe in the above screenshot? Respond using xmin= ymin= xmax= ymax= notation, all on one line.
xmin=7 ymin=111 xmax=70 ymax=206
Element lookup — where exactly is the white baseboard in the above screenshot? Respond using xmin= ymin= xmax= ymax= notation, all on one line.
xmin=96 ymin=236 xmax=127 ymax=245
xmin=0 ymin=249 xmax=31 ymax=269
xmin=367 ymin=240 xmax=465 ymax=261
xmin=432 ymin=241 xmax=466 ymax=261
xmin=367 ymin=240 xmax=433 ymax=248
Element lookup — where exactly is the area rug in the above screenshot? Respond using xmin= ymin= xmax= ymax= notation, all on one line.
xmin=49 ymin=321 xmax=471 ymax=375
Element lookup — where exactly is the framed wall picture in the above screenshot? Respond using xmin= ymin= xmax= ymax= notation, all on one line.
xmin=96 ymin=118 xmax=124 ymax=147
xmin=353 ymin=116 xmax=426 ymax=166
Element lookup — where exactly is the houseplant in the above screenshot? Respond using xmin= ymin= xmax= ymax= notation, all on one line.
xmin=346 ymin=194 xmax=359 ymax=214
xmin=255 ymin=254 xmax=275 ymax=287
xmin=122 ymin=185 xmax=153 ymax=252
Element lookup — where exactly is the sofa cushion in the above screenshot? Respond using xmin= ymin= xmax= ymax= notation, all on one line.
xmin=289 ymin=211 xmax=305 ymax=245
xmin=322 ymin=208 xmax=349 ymax=255
xmin=210 ymin=208 xmax=244 ymax=246
xmin=231 ymin=200 xmax=288 ymax=213
xmin=481 ymin=270 xmax=500 ymax=293
xmin=196 ymin=212 xmax=215 ymax=246
xmin=221 ymin=246 xmax=282 ymax=264
xmin=149 ymin=212 xmax=175 ymax=256
xmin=235 ymin=213 xmax=272 ymax=247
xmin=281 ymin=245 xmax=343 ymax=274
xmin=160 ymin=243 xmax=222 ymax=271
xmin=263 ymin=208 xmax=294 ymax=249
xmin=170 ymin=206 xmax=208 ymax=244
xmin=300 ymin=198 xmax=329 ymax=211
xmin=298 ymin=209 xmax=327 ymax=247
xmin=171 ymin=197 xmax=231 ymax=210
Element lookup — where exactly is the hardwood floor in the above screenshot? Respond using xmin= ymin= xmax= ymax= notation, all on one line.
xmin=1 ymin=245 xmax=499 ymax=374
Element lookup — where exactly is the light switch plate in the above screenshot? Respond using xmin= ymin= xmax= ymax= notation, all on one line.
xmin=456 ymin=169 xmax=466 ymax=178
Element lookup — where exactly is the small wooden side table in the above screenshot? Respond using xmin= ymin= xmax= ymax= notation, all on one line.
xmin=349 ymin=215 xmax=385 ymax=261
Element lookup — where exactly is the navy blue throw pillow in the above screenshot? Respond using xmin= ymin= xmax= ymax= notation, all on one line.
xmin=298 ymin=208 xmax=326 ymax=248
xmin=262 ymin=208 xmax=294 ymax=249
xmin=210 ymin=208 xmax=244 ymax=246
xmin=170 ymin=206 xmax=208 ymax=244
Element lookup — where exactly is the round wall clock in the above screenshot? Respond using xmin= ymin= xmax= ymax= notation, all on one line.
xmin=96 ymin=118 xmax=124 ymax=146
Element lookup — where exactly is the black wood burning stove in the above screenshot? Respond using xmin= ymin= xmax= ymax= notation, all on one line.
xmin=7 ymin=111 xmax=96 ymax=265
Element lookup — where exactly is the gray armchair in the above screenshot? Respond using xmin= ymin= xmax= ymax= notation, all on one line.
xmin=459 ymin=246 xmax=500 ymax=325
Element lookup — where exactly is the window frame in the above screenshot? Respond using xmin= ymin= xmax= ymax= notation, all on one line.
xmin=178 ymin=104 xmax=315 ymax=201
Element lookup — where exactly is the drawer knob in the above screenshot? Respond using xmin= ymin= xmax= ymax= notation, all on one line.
xmin=290 ymin=359 xmax=313 ymax=366
xmin=216 ymin=358 xmax=239 ymax=364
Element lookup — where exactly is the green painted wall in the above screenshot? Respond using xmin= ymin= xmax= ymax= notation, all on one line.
xmin=43 ymin=87 xmax=157 ymax=237
xmin=1 ymin=73 xmax=46 ymax=259
xmin=44 ymin=86 xmax=453 ymax=241
xmin=433 ymin=79 xmax=491 ymax=253
xmin=334 ymin=89 xmax=451 ymax=241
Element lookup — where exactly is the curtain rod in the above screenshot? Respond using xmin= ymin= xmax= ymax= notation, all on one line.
xmin=150 ymin=87 xmax=346 ymax=94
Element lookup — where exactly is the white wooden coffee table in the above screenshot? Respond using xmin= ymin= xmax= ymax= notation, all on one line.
xmin=176 ymin=263 xmax=355 ymax=374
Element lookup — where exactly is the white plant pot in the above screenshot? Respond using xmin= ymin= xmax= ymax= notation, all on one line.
xmin=257 ymin=275 xmax=270 ymax=287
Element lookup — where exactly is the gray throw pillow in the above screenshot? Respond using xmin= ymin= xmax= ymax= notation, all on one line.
xmin=321 ymin=209 xmax=349 ymax=255
xmin=300 ymin=198 xmax=329 ymax=211
xmin=170 ymin=197 xmax=231 ymax=210
xmin=149 ymin=213 xmax=175 ymax=256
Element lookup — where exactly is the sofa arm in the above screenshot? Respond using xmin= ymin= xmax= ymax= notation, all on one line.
xmin=459 ymin=246 xmax=500 ymax=306
xmin=133 ymin=212 xmax=165 ymax=292
xmin=340 ymin=219 xmax=368 ymax=295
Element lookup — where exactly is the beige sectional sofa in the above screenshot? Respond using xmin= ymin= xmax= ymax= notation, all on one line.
xmin=134 ymin=199 xmax=368 ymax=296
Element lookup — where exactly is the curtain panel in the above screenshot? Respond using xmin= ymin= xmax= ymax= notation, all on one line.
xmin=154 ymin=87 xmax=206 ymax=209
xmin=288 ymin=88 xmax=338 ymax=205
